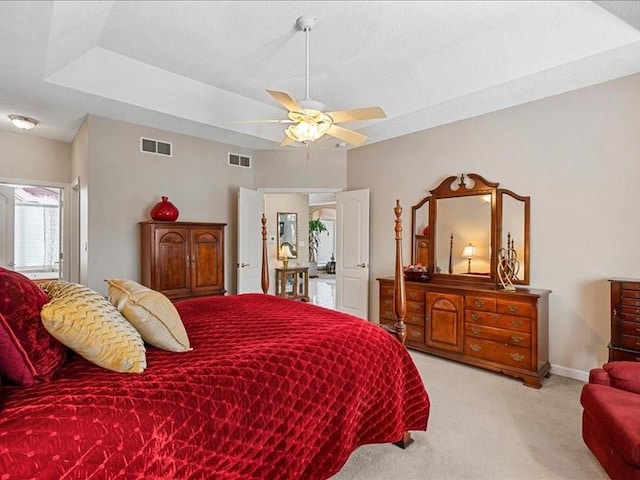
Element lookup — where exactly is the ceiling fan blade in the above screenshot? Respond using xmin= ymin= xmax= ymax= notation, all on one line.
xmin=326 ymin=124 xmax=367 ymax=146
xmin=280 ymin=136 xmax=296 ymax=147
xmin=327 ymin=106 xmax=387 ymax=123
xmin=266 ymin=90 xmax=303 ymax=113
xmin=225 ymin=119 xmax=295 ymax=124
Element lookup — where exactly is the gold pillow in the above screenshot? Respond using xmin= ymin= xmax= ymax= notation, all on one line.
xmin=106 ymin=279 xmax=191 ymax=352
xmin=40 ymin=282 xmax=146 ymax=373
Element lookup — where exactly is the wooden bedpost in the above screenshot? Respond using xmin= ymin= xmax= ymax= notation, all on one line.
xmin=261 ymin=214 xmax=269 ymax=294
xmin=392 ymin=200 xmax=414 ymax=450
xmin=393 ymin=200 xmax=407 ymax=345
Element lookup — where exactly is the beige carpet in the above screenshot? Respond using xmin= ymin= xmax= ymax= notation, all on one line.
xmin=331 ymin=351 xmax=608 ymax=480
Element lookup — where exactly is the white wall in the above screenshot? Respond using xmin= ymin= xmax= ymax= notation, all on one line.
xmin=347 ymin=72 xmax=640 ymax=379
xmin=253 ymin=149 xmax=347 ymax=189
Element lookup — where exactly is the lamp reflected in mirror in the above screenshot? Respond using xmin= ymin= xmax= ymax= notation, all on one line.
xmin=280 ymin=243 xmax=294 ymax=269
xmin=461 ymin=243 xmax=478 ymax=274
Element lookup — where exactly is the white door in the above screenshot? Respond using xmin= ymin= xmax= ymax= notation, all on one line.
xmin=336 ymin=189 xmax=370 ymax=319
xmin=237 ymin=187 xmax=264 ymax=293
xmin=0 ymin=185 xmax=15 ymax=270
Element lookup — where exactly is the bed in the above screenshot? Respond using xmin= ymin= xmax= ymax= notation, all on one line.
xmin=0 ymin=202 xmax=429 ymax=479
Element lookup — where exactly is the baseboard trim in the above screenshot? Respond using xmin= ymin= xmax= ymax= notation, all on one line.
xmin=551 ymin=364 xmax=589 ymax=383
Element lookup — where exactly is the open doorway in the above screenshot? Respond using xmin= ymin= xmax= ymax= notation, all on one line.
xmin=309 ymin=193 xmax=337 ymax=309
xmin=0 ymin=181 xmax=63 ymax=280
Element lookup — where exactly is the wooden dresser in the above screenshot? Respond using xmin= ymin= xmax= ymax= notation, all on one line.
xmin=609 ymin=278 xmax=640 ymax=361
xmin=378 ymin=278 xmax=551 ymax=388
xmin=140 ymin=221 xmax=226 ymax=299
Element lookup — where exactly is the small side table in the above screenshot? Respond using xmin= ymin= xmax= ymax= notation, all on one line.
xmin=275 ymin=267 xmax=309 ymax=302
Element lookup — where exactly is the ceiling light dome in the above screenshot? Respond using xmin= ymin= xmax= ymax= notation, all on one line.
xmin=8 ymin=115 xmax=38 ymax=130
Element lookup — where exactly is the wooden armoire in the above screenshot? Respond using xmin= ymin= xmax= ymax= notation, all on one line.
xmin=140 ymin=221 xmax=226 ymax=299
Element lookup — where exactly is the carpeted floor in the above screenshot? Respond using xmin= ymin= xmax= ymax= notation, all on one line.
xmin=331 ymin=351 xmax=608 ymax=480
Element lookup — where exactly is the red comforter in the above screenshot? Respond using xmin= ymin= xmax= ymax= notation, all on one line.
xmin=0 ymin=294 xmax=429 ymax=479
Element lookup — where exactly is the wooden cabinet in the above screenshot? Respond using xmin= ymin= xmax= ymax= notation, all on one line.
xmin=378 ymin=278 xmax=551 ymax=388
xmin=140 ymin=221 xmax=226 ymax=299
xmin=609 ymin=278 xmax=640 ymax=361
xmin=275 ymin=267 xmax=309 ymax=301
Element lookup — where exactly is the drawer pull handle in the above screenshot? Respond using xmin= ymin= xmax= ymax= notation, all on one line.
xmin=471 ymin=327 xmax=481 ymax=335
xmin=384 ymin=299 xmax=392 ymax=306
xmin=408 ymin=291 xmax=418 ymax=299
xmin=510 ymin=353 xmax=525 ymax=362
xmin=469 ymin=343 xmax=483 ymax=352
xmin=511 ymin=335 xmax=523 ymax=344
xmin=511 ymin=320 xmax=523 ymax=328
xmin=474 ymin=299 xmax=485 ymax=307
xmin=384 ymin=311 xmax=393 ymax=318
xmin=411 ymin=304 xmax=420 ymax=311
xmin=410 ymin=330 xmax=421 ymax=339
xmin=507 ymin=305 xmax=519 ymax=312
xmin=471 ymin=313 xmax=481 ymax=322
xmin=636 ymin=327 xmax=640 ymax=333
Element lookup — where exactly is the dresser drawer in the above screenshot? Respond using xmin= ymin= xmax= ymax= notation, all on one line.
xmin=381 ymin=284 xmax=394 ymax=298
xmin=465 ymin=323 xmax=531 ymax=348
xmin=621 ymin=313 xmax=640 ymax=323
xmin=622 ymin=282 xmax=640 ymax=291
xmin=466 ymin=296 xmax=496 ymax=312
xmin=622 ymin=290 xmax=640 ymax=299
xmin=622 ymin=297 xmax=640 ymax=308
xmin=609 ymin=347 xmax=640 ymax=362
xmin=465 ymin=338 xmax=531 ymax=369
xmin=465 ymin=311 xmax=532 ymax=333
xmin=622 ymin=306 xmax=640 ymax=316
xmin=407 ymin=324 xmax=425 ymax=344
xmin=407 ymin=300 xmax=425 ymax=314
xmin=621 ymin=335 xmax=640 ymax=351
xmin=406 ymin=287 xmax=425 ymax=302
xmin=380 ymin=305 xmax=424 ymax=326
xmin=496 ymin=300 xmax=533 ymax=317
xmin=622 ymin=322 xmax=640 ymax=336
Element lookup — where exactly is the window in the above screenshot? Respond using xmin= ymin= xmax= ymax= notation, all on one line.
xmin=0 ymin=183 xmax=62 ymax=280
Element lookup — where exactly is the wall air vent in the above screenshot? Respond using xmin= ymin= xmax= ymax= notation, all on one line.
xmin=140 ymin=137 xmax=172 ymax=157
xmin=228 ymin=153 xmax=251 ymax=168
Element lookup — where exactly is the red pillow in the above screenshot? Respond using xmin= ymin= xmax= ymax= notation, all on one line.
xmin=603 ymin=361 xmax=640 ymax=395
xmin=0 ymin=268 xmax=66 ymax=385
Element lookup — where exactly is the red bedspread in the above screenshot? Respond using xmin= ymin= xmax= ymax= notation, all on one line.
xmin=0 ymin=294 xmax=429 ymax=479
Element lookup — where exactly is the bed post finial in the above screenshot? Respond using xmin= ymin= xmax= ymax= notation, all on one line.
xmin=261 ymin=214 xmax=269 ymax=294
xmin=394 ymin=200 xmax=407 ymax=345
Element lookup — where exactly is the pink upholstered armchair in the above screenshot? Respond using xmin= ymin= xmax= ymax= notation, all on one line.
xmin=581 ymin=361 xmax=640 ymax=480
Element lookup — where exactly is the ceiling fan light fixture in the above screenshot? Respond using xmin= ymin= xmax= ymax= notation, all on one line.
xmin=8 ymin=114 xmax=38 ymax=130
xmin=285 ymin=118 xmax=331 ymax=144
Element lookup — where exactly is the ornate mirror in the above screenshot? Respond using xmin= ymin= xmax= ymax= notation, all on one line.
xmin=410 ymin=173 xmax=530 ymax=286
xmin=277 ymin=212 xmax=298 ymax=259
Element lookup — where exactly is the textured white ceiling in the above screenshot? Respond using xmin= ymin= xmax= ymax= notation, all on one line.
xmin=1 ymin=1 xmax=640 ymax=150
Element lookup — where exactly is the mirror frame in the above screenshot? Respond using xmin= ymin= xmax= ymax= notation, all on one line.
xmin=410 ymin=173 xmax=531 ymax=286
xmin=276 ymin=212 xmax=298 ymax=260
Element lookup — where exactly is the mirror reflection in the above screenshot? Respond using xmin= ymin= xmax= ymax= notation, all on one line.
xmin=409 ymin=173 xmax=531 ymax=286
xmin=435 ymin=196 xmax=491 ymax=276
xmin=277 ymin=212 xmax=298 ymax=259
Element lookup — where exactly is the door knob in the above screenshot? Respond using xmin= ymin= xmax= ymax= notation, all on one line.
xmin=357 ymin=262 xmax=368 ymax=268
xmin=240 ymin=263 xmax=250 ymax=268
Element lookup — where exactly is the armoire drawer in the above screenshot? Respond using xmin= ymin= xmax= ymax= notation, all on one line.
xmin=466 ymin=296 xmax=496 ymax=312
xmin=621 ymin=335 xmax=640 ymax=351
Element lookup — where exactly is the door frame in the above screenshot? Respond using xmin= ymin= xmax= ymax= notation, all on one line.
xmin=0 ymin=176 xmax=71 ymax=281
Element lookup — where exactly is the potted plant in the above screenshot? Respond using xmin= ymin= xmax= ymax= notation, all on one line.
xmin=308 ymin=219 xmax=328 ymax=278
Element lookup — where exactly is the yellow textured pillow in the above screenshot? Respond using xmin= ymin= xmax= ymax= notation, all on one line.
xmin=106 ymin=279 xmax=191 ymax=352
xmin=40 ymin=282 xmax=146 ymax=373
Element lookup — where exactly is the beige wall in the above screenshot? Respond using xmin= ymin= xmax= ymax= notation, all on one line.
xmin=348 ymin=72 xmax=640 ymax=379
xmin=253 ymin=148 xmax=347 ymax=189
xmin=84 ymin=115 xmax=254 ymax=295
xmin=0 ymin=130 xmax=70 ymax=183
xmin=264 ymin=193 xmax=310 ymax=294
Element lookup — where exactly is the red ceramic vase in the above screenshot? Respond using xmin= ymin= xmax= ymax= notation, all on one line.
xmin=150 ymin=196 xmax=179 ymax=222
xmin=422 ymin=225 xmax=430 ymax=236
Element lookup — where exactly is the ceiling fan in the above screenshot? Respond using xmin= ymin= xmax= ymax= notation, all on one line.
xmin=243 ymin=15 xmax=387 ymax=147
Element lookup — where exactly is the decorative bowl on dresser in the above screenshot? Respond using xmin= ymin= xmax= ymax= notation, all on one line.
xmin=379 ymin=173 xmax=551 ymax=388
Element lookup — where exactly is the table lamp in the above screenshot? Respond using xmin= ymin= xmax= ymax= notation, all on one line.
xmin=461 ymin=243 xmax=478 ymax=274
xmin=280 ymin=243 xmax=293 ymax=269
